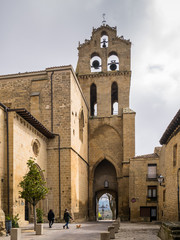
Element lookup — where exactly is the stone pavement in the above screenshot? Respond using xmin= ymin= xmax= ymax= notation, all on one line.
xmin=1 ymin=221 xmax=161 ymax=240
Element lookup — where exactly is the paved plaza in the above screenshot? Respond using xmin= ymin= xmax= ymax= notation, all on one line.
xmin=1 ymin=221 xmax=161 ymax=240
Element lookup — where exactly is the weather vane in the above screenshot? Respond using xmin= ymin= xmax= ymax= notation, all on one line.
xmin=102 ymin=13 xmax=106 ymax=26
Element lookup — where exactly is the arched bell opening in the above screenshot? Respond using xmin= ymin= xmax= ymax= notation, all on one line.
xmin=100 ymin=31 xmax=108 ymax=48
xmin=107 ymin=51 xmax=119 ymax=71
xmin=90 ymin=53 xmax=102 ymax=72
xmin=93 ymin=159 xmax=118 ymax=221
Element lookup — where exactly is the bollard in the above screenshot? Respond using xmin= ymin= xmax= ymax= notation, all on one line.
xmin=36 ymin=224 xmax=43 ymax=235
xmin=108 ymin=226 xmax=115 ymax=239
xmin=112 ymin=222 xmax=118 ymax=233
xmin=10 ymin=228 xmax=21 ymax=240
xmin=115 ymin=220 xmax=120 ymax=229
xmin=100 ymin=231 xmax=110 ymax=240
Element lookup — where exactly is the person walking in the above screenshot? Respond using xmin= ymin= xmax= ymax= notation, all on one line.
xmin=48 ymin=209 xmax=55 ymax=228
xmin=63 ymin=209 xmax=73 ymax=229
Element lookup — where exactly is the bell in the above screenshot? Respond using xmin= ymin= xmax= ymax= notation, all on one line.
xmin=102 ymin=39 xmax=106 ymax=48
xmin=110 ymin=63 xmax=117 ymax=71
xmin=92 ymin=60 xmax=100 ymax=69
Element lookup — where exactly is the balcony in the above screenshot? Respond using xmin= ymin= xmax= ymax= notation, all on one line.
xmin=146 ymin=174 xmax=158 ymax=181
xmin=146 ymin=196 xmax=158 ymax=203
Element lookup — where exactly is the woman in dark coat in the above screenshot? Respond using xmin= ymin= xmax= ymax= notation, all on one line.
xmin=48 ymin=209 xmax=55 ymax=228
xmin=63 ymin=209 xmax=73 ymax=229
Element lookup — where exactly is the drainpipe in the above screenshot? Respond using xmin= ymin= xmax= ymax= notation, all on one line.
xmin=53 ymin=134 xmax=61 ymax=220
xmin=50 ymin=71 xmax=54 ymax=132
xmin=88 ymin=120 xmax=90 ymax=219
xmin=0 ymin=103 xmax=10 ymax=214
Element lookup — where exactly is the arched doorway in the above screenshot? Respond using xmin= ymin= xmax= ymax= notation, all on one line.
xmin=93 ymin=159 xmax=118 ymax=220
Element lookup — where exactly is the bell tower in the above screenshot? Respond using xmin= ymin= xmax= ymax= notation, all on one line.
xmin=76 ymin=24 xmax=135 ymax=220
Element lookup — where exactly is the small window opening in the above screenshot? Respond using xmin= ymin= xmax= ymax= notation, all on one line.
xmin=173 ymin=144 xmax=177 ymax=167
xmin=90 ymin=83 xmax=97 ymax=116
xmin=79 ymin=110 xmax=84 ymax=142
xmin=111 ymin=82 xmax=118 ymax=115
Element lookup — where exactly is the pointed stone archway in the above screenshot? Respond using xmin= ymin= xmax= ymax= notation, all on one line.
xmin=92 ymin=159 xmax=118 ymax=221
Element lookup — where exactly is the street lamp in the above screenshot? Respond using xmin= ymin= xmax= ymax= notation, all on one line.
xmin=158 ymin=174 xmax=165 ymax=187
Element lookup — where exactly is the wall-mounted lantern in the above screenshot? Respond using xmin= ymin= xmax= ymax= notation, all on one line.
xmin=104 ymin=180 xmax=109 ymax=188
xmin=158 ymin=174 xmax=165 ymax=187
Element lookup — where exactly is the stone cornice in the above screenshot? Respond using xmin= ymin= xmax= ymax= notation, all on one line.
xmin=77 ymin=71 xmax=131 ymax=79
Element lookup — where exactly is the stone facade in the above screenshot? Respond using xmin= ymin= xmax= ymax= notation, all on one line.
xmin=129 ymin=148 xmax=160 ymax=222
xmin=158 ymin=109 xmax=180 ymax=222
xmin=76 ymin=25 xmax=135 ymax=220
xmin=0 ymin=66 xmax=88 ymax=224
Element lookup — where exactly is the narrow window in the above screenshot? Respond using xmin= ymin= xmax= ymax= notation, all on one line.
xmin=147 ymin=164 xmax=157 ymax=179
xmin=111 ymin=82 xmax=118 ymax=115
xmin=147 ymin=186 xmax=157 ymax=201
xmin=163 ymin=189 xmax=166 ymax=202
xmin=173 ymin=144 xmax=177 ymax=167
xmin=79 ymin=110 xmax=84 ymax=142
xmin=90 ymin=83 xmax=97 ymax=116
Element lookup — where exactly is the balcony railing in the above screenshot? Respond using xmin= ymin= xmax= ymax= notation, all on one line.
xmin=146 ymin=174 xmax=158 ymax=181
xmin=146 ymin=196 xmax=158 ymax=202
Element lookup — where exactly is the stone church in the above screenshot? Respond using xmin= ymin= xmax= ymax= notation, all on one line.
xmin=0 ymin=23 xmax=179 ymax=226
xmin=0 ymin=23 xmax=135 ymax=225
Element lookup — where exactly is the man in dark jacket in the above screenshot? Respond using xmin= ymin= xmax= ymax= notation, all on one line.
xmin=63 ymin=209 xmax=73 ymax=229
xmin=48 ymin=209 xmax=55 ymax=228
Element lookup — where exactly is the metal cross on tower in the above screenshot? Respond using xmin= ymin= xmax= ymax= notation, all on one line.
xmin=102 ymin=13 xmax=106 ymax=26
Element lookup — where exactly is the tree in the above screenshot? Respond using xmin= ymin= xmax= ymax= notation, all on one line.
xmin=19 ymin=158 xmax=48 ymax=229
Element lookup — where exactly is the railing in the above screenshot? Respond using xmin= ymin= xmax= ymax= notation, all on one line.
xmin=146 ymin=196 xmax=158 ymax=202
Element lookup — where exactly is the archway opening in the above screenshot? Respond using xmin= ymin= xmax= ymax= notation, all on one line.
xmin=97 ymin=193 xmax=116 ymax=220
xmin=93 ymin=159 xmax=118 ymax=220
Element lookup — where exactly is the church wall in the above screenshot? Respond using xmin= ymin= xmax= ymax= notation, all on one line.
xmin=71 ymin=150 xmax=88 ymax=220
xmin=78 ymin=74 xmax=131 ymax=118
xmin=70 ymin=71 xmax=89 ymax=220
xmin=7 ymin=111 xmax=48 ymax=225
xmin=123 ymin=110 xmax=135 ymax=162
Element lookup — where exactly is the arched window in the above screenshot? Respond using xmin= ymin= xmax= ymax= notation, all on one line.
xmin=100 ymin=31 xmax=108 ymax=48
xmin=111 ymin=82 xmax=118 ymax=115
xmin=107 ymin=51 xmax=119 ymax=71
xmin=90 ymin=83 xmax=97 ymax=116
xmin=90 ymin=52 xmax=102 ymax=72
xmin=79 ymin=110 xmax=84 ymax=142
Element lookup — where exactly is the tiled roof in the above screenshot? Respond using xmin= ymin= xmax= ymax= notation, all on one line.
xmin=160 ymin=109 xmax=180 ymax=145
xmin=9 ymin=108 xmax=54 ymax=139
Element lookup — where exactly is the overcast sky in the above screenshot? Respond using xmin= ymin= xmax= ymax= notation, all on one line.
xmin=0 ymin=0 xmax=180 ymax=155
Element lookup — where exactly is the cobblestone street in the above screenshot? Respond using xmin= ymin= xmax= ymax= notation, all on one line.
xmin=0 ymin=221 xmax=161 ymax=240
xmin=116 ymin=222 xmax=161 ymax=240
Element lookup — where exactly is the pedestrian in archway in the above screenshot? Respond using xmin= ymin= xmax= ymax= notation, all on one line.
xmin=63 ymin=209 xmax=73 ymax=229
xmin=48 ymin=209 xmax=55 ymax=228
